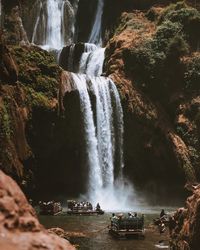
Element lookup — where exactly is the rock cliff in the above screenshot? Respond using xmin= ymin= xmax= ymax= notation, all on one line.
xmin=105 ymin=2 xmax=200 ymax=199
xmin=170 ymin=185 xmax=200 ymax=250
xmin=1 ymin=0 xmax=200 ymax=201
xmin=0 ymin=170 xmax=75 ymax=250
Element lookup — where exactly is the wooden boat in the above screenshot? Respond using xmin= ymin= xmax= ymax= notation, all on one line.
xmin=67 ymin=200 xmax=104 ymax=215
xmin=109 ymin=213 xmax=145 ymax=238
xmin=39 ymin=201 xmax=62 ymax=215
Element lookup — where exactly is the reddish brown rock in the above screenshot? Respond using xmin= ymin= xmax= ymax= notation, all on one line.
xmin=105 ymin=11 xmax=196 ymax=191
xmin=170 ymin=185 xmax=200 ymax=250
xmin=0 ymin=170 xmax=75 ymax=250
xmin=0 ymin=33 xmax=18 ymax=84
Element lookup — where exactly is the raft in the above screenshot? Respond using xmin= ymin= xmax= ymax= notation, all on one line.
xmin=109 ymin=215 xmax=145 ymax=238
xmin=67 ymin=209 xmax=104 ymax=215
xmin=39 ymin=201 xmax=62 ymax=215
xmin=67 ymin=200 xmax=104 ymax=215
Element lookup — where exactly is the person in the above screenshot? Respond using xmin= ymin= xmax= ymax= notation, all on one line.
xmin=96 ymin=203 xmax=101 ymax=211
xmin=160 ymin=209 xmax=166 ymax=219
xmin=159 ymin=221 xmax=166 ymax=234
xmin=168 ymin=216 xmax=176 ymax=236
xmin=134 ymin=212 xmax=138 ymax=217
xmin=111 ymin=213 xmax=118 ymax=219
xmin=128 ymin=212 xmax=133 ymax=218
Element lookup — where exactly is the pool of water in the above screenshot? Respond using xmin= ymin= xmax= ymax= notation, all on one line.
xmin=38 ymin=206 xmax=177 ymax=250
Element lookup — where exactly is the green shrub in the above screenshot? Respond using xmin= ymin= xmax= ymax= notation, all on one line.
xmin=166 ymin=35 xmax=189 ymax=59
xmin=184 ymin=55 xmax=200 ymax=91
xmin=152 ymin=21 xmax=183 ymax=52
xmin=0 ymin=100 xmax=12 ymax=139
xmin=159 ymin=2 xmax=200 ymax=49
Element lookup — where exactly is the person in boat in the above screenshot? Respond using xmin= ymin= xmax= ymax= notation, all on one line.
xmin=88 ymin=202 xmax=93 ymax=210
xmin=96 ymin=203 xmax=101 ymax=211
xmin=128 ymin=212 xmax=133 ymax=218
xmin=111 ymin=213 xmax=117 ymax=221
xmin=160 ymin=209 xmax=166 ymax=219
xmin=159 ymin=221 xmax=166 ymax=234
xmin=168 ymin=216 xmax=176 ymax=236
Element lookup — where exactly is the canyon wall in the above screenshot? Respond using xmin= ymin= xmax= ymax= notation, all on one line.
xmin=0 ymin=0 xmax=200 ymax=202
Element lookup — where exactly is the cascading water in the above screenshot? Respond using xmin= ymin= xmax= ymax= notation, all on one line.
xmin=79 ymin=45 xmax=105 ymax=76
xmin=31 ymin=0 xmax=78 ymax=50
xmin=88 ymin=0 xmax=104 ymax=45
xmin=29 ymin=0 xmax=139 ymax=210
xmin=67 ymin=40 xmax=138 ymax=210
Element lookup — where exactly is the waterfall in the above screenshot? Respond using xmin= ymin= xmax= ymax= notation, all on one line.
xmin=45 ymin=0 xmax=65 ymax=49
xmin=70 ymin=73 xmax=103 ymax=199
xmin=88 ymin=0 xmax=104 ymax=45
xmin=29 ymin=0 xmax=138 ymax=210
xmin=67 ymin=39 xmax=133 ymax=209
xmin=90 ymin=77 xmax=115 ymax=188
xmin=31 ymin=0 xmax=78 ymax=50
xmin=70 ymin=72 xmax=126 ymax=208
xmin=79 ymin=45 xmax=105 ymax=76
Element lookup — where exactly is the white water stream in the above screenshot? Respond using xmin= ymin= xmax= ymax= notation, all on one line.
xmin=88 ymin=0 xmax=104 ymax=45
xmin=32 ymin=0 xmax=78 ymax=50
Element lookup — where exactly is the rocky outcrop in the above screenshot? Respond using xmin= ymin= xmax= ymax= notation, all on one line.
xmin=170 ymin=185 xmax=200 ymax=250
xmin=0 ymin=41 xmax=88 ymax=198
xmin=0 ymin=43 xmax=61 ymax=195
xmin=0 ymin=34 xmax=18 ymax=84
xmin=2 ymin=0 xmax=29 ymax=45
xmin=0 ymin=170 xmax=75 ymax=250
xmin=105 ymin=3 xmax=200 ymax=197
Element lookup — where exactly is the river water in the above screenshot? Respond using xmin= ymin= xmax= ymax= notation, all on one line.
xmin=38 ymin=206 xmax=177 ymax=250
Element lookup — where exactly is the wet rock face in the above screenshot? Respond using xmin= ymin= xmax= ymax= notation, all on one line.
xmin=0 ymin=170 xmax=75 ymax=250
xmin=75 ymin=0 xmax=97 ymax=42
xmin=170 ymin=185 xmax=200 ymax=250
xmin=2 ymin=0 xmax=29 ymax=45
xmin=59 ymin=43 xmax=85 ymax=72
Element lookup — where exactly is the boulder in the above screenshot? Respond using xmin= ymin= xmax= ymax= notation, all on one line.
xmin=170 ymin=185 xmax=200 ymax=250
xmin=0 ymin=170 xmax=75 ymax=250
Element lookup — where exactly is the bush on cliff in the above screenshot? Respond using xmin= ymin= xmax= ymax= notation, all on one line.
xmin=184 ymin=54 xmax=200 ymax=91
xmin=123 ymin=2 xmax=198 ymax=101
xmin=159 ymin=1 xmax=200 ymax=49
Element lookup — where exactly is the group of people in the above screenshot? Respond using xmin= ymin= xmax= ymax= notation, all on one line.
xmin=111 ymin=212 xmax=143 ymax=220
xmin=69 ymin=201 xmax=93 ymax=210
xmin=68 ymin=201 xmax=102 ymax=211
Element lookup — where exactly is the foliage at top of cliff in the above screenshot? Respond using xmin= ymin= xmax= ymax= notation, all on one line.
xmin=123 ymin=1 xmax=200 ymax=101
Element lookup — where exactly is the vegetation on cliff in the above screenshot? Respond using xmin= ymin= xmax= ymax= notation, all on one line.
xmin=105 ymin=1 xmax=200 ymax=194
xmin=0 ymin=42 xmax=61 ymax=191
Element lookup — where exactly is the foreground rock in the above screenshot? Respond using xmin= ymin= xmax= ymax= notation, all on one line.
xmin=170 ymin=185 xmax=200 ymax=250
xmin=0 ymin=170 xmax=75 ymax=250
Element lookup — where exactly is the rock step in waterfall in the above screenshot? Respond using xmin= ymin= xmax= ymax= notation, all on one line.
xmin=60 ymin=43 xmax=105 ymax=76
